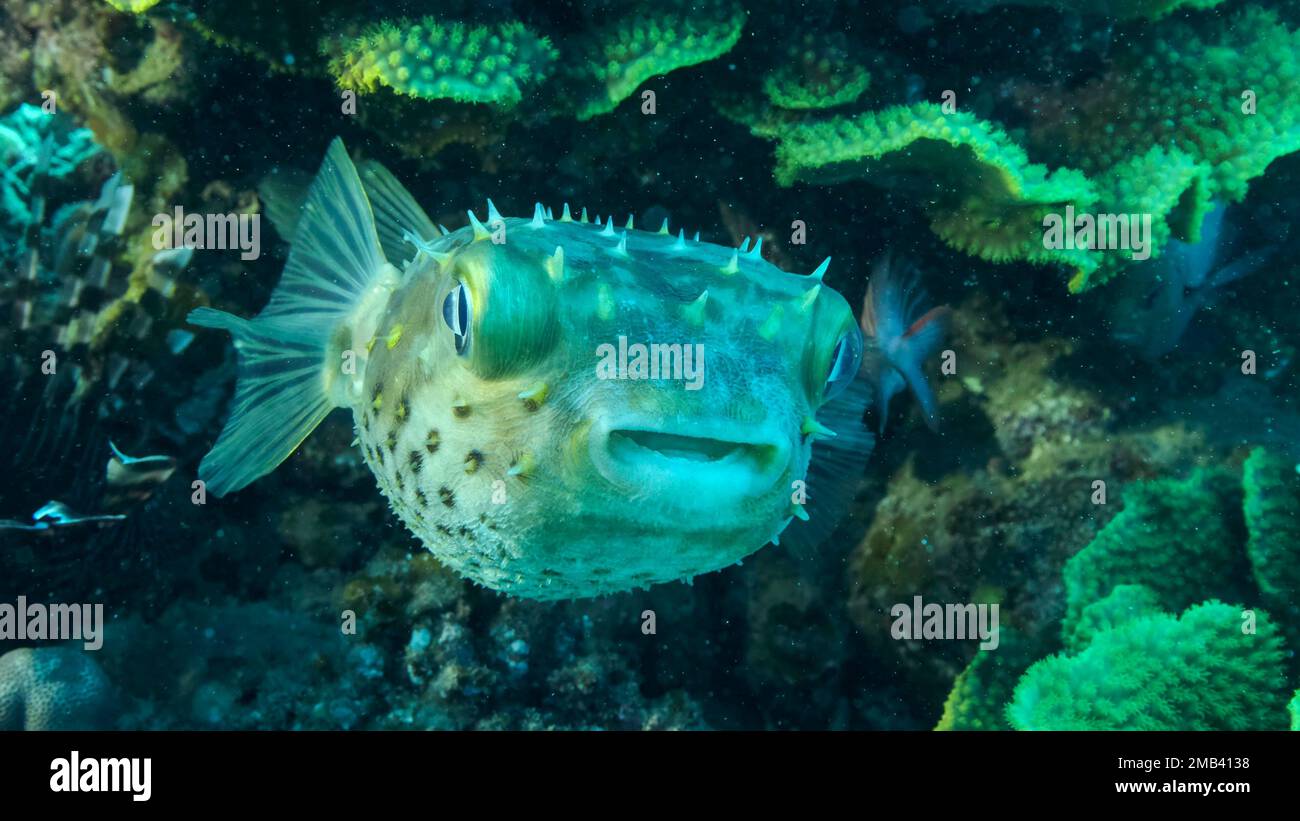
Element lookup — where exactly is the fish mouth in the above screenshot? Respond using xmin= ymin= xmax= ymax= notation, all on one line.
xmin=591 ymin=418 xmax=790 ymax=502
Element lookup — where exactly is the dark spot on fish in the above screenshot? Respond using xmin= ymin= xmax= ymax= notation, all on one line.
xmin=463 ymin=450 xmax=484 ymax=474
xmin=409 ymin=451 xmax=423 ymax=473
xmin=452 ymin=402 xmax=471 ymax=419
xmin=385 ymin=430 xmax=397 ymax=451
xmin=415 ymin=489 xmax=428 ymax=507
xmin=438 ymin=486 xmax=455 ymax=508
xmin=436 ymin=524 xmax=454 ymax=536
xmin=426 ymin=430 xmax=440 ymax=454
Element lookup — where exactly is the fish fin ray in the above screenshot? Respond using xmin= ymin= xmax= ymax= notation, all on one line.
xmin=358 ymin=159 xmax=441 ymax=265
xmin=189 ymin=138 xmax=385 ymax=495
xmin=257 ymin=166 xmax=313 ymax=242
xmin=782 ymin=376 xmax=875 ymax=552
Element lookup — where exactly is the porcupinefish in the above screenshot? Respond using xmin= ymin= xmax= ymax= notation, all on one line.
xmin=859 ymin=254 xmax=950 ymax=434
xmin=189 ymin=139 xmax=875 ymax=599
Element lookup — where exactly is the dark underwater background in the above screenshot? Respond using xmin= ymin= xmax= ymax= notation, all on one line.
xmin=1 ymin=0 xmax=1299 ymax=730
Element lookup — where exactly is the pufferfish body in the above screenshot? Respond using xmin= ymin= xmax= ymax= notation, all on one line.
xmin=190 ymin=139 xmax=875 ymax=600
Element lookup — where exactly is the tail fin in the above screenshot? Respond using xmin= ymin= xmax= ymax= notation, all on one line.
xmin=896 ymin=306 xmax=951 ymax=431
xmin=189 ymin=138 xmax=388 ymax=496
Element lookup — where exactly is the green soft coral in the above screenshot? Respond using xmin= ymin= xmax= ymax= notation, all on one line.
xmin=331 ymin=17 xmax=557 ymax=108
xmin=1008 ymin=600 xmax=1290 ymax=731
xmin=774 ymin=103 xmax=1099 ymax=279
xmin=1061 ymin=467 xmax=1250 ymax=637
xmin=561 ymin=0 xmax=746 ymax=120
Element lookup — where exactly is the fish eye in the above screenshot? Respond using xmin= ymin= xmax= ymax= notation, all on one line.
xmin=442 ymin=282 xmax=472 ymax=355
xmin=823 ymin=327 xmax=863 ymax=402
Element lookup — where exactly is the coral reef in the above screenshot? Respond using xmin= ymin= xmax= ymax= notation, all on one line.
xmin=1243 ymin=447 xmax=1300 ymax=648
xmin=1009 ymin=600 xmax=1290 ymax=731
xmin=0 ymin=646 xmax=115 ymax=730
xmin=1021 ymin=6 xmax=1300 ymax=288
xmin=1060 ymin=468 xmax=1250 ymax=638
xmin=330 ymin=18 xmax=557 ymax=108
xmin=760 ymin=33 xmax=872 ymax=112
xmin=941 ymin=448 xmax=1300 ymax=730
xmin=2 ymin=0 xmax=1299 ymax=733
xmin=773 ymin=104 xmax=1099 ymax=277
xmin=559 ymin=0 xmax=747 ymax=120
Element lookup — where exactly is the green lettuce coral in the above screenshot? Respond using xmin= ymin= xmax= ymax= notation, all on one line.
xmin=1009 ymin=600 xmax=1290 ymax=731
xmin=330 ymin=17 xmax=557 ymax=108
xmin=773 ymin=103 xmax=1099 ymax=276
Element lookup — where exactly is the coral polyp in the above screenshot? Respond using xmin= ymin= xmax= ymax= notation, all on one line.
xmin=331 ymin=17 xmax=557 ymax=108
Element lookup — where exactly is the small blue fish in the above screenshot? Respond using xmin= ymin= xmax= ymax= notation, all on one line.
xmin=1111 ymin=203 xmax=1276 ymax=360
xmin=858 ymin=254 xmax=951 ymax=434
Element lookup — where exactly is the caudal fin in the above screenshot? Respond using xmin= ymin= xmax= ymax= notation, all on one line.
xmin=189 ymin=138 xmax=388 ymax=496
xmin=895 ymin=306 xmax=951 ymax=431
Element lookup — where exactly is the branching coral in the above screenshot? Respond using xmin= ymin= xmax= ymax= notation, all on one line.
xmin=1008 ymin=600 xmax=1289 ymax=731
xmin=560 ymin=0 xmax=746 ymax=120
xmin=330 ymin=17 xmax=557 ymax=108
xmin=773 ymin=103 xmax=1099 ymax=276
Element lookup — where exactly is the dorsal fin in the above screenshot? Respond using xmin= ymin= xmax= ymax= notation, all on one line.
xmin=357 ymin=159 xmax=440 ymax=265
xmin=257 ymin=166 xmax=313 ymax=242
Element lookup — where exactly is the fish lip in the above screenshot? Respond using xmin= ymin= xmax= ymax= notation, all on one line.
xmin=589 ymin=415 xmax=791 ymax=500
